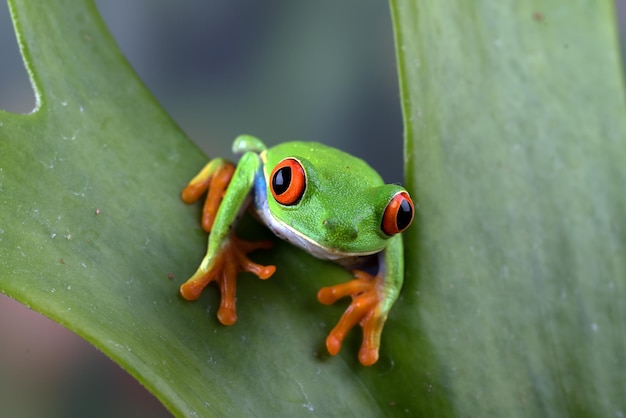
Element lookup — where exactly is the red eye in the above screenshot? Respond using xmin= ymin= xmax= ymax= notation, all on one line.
xmin=270 ymin=158 xmax=306 ymax=205
xmin=381 ymin=191 xmax=414 ymax=235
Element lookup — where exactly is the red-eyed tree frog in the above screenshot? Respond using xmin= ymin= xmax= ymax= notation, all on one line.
xmin=179 ymin=135 xmax=414 ymax=366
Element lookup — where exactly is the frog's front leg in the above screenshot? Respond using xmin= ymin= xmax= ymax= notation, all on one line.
xmin=180 ymin=235 xmax=275 ymax=325
xmin=180 ymin=153 xmax=276 ymax=325
xmin=317 ymin=235 xmax=404 ymax=366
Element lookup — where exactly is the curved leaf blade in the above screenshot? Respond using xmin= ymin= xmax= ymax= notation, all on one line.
xmin=392 ymin=0 xmax=626 ymax=416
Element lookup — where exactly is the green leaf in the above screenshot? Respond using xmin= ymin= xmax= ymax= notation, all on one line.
xmin=392 ymin=0 xmax=626 ymax=416
xmin=3 ymin=0 xmax=625 ymax=416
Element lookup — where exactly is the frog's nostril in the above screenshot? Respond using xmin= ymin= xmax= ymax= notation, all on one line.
xmin=322 ymin=218 xmax=358 ymax=240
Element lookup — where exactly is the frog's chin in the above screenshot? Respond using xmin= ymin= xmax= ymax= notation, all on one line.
xmin=253 ymin=204 xmax=381 ymax=262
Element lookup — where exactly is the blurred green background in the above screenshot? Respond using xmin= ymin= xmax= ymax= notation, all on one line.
xmin=0 ymin=1 xmax=624 ymax=416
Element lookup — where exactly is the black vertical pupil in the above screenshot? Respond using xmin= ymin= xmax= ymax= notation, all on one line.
xmin=396 ymin=199 xmax=413 ymax=231
xmin=272 ymin=166 xmax=292 ymax=195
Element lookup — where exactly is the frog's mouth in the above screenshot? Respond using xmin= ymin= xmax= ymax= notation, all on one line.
xmin=268 ymin=218 xmax=381 ymax=261
xmin=253 ymin=200 xmax=382 ymax=261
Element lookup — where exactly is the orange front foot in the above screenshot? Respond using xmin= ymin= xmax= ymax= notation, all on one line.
xmin=181 ymin=159 xmax=236 ymax=233
xmin=318 ymin=270 xmax=388 ymax=366
xmin=180 ymin=235 xmax=276 ymax=325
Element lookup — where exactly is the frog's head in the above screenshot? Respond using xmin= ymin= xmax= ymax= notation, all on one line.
xmin=263 ymin=142 xmax=414 ymax=256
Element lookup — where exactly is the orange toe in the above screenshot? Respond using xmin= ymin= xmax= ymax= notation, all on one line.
xmin=358 ymin=346 xmax=379 ymax=366
xmin=217 ymin=305 xmax=237 ymax=325
xmin=325 ymin=333 xmax=343 ymax=356
xmin=180 ymin=274 xmax=210 ymax=301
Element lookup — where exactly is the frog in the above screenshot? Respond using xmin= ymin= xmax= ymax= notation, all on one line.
xmin=179 ymin=135 xmax=414 ymax=366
